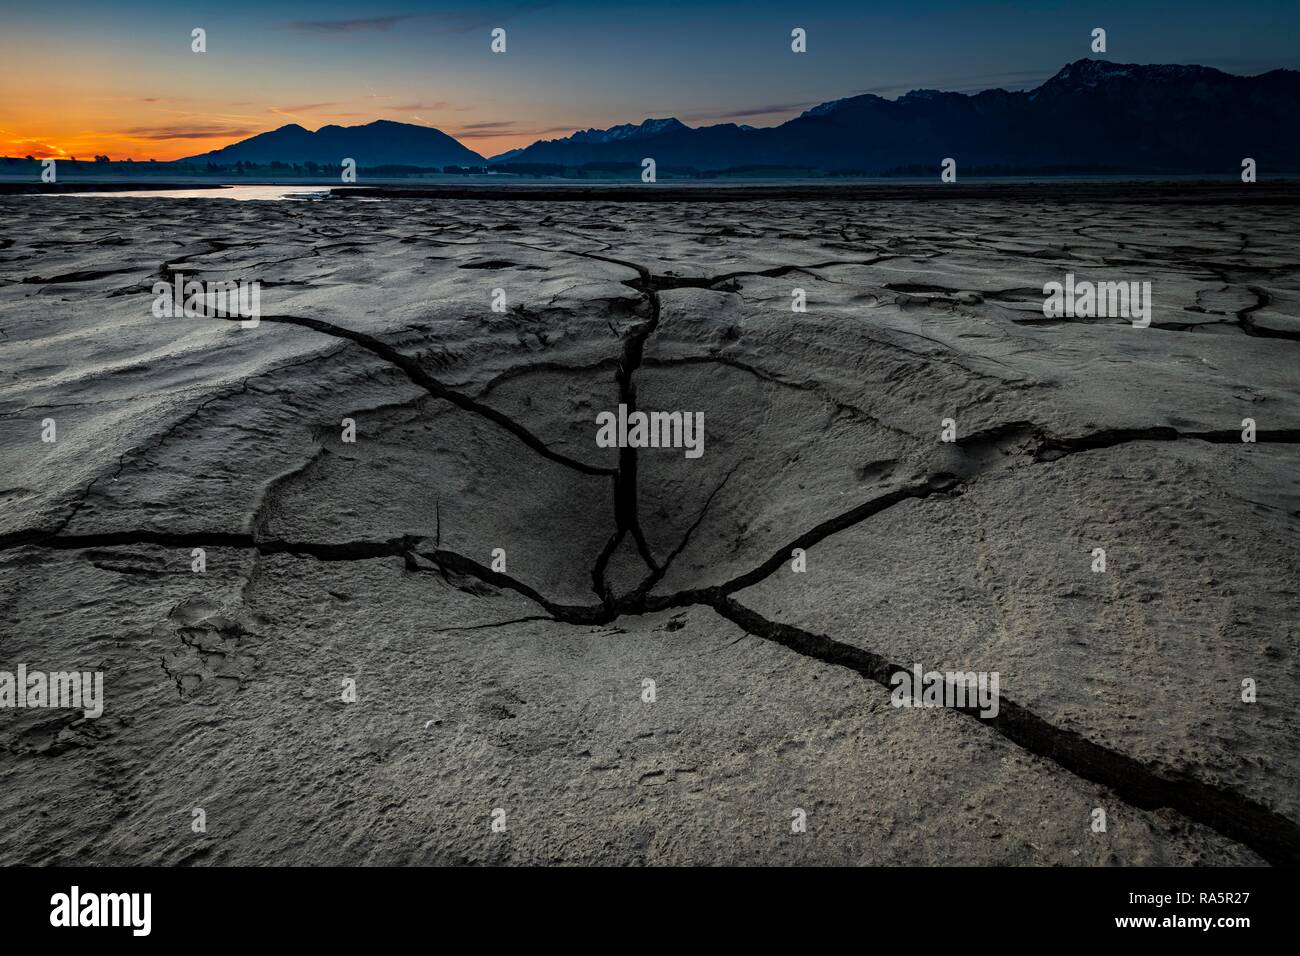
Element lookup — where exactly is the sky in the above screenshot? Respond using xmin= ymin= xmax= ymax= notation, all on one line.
xmin=1 ymin=0 xmax=1298 ymax=162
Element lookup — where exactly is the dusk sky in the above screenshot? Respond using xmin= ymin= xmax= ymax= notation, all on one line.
xmin=2 ymin=0 xmax=1298 ymax=162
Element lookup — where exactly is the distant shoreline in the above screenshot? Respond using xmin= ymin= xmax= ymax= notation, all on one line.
xmin=3 ymin=180 xmax=1298 ymax=204
xmin=326 ymin=181 xmax=1300 ymax=204
xmin=0 ymin=181 xmax=231 ymax=194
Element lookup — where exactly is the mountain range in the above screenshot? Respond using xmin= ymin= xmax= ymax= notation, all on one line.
xmin=183 ymin=119 xmax=484 ymax=167
xmin=180 ymin=59 xmax=1300 ymax=174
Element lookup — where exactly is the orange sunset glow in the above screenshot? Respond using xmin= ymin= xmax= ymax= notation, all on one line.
xmin=0 ymin=92 xmax=572 ymax=163
xmin=3 ymin=0 xmax=1297 ymax=166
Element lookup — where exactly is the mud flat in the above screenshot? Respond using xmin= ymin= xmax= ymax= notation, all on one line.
xmin=0 ymin=189 xmax=1297 ymax=865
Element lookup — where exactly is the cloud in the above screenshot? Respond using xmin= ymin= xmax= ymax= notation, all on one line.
xmin=283 ymin=15 xmax=412 ymax=33
xmin=283 ymin=4 xmax=551 ymax=37
xmin=454 ymin=122 xmax=575 ymax=139
xmin=5 ymin=137 xmax=66 ymax=157
xmin=91 ymin=95 xmax=188 ymax=104
xmin=684 ymin=102 xmax=818 ymax=122
xmin=452 ymin=126 xmax=518 ymax=138
xmin=270 ymin=103 xmax=338 ymax=114
xmin=153 ymin=108 xmax=264 ymax=122
xmin=122 ymin=125 xmax=258 ymax=141
xmin=387 ymin=102 xmax=454 ymax=112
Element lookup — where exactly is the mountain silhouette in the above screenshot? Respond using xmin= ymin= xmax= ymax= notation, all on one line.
xmin=490 ymin=118 xmax=689 ymax=162
xmin=181 ymin=60 xmax=1299 ymax=174
xmin=492 ymin=59 xmax=1300 ymax=174
xmin=181 ymin=119 xmax=485 ymax=167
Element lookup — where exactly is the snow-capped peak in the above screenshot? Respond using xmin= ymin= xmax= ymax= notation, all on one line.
xmin=566 ymin=117 xmax=687 ymax=145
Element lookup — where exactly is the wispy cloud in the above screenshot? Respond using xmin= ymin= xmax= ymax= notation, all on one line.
xmin=452 ymin=125 xmax=518 ymax=138
xmin=5 ymin=136 xmax=66 ymax=157
xmin=283 ymin=4 xmax=552 ymax=37
xmin=454 ymin=122 xmax=575 ymax=139
xmin=684 ymin=102 xmax=818 ymax=122
xmin=122 ymin=124 xmax=257 ymax=141
xmin=283 ymin=15 xmax=412 ymax=33
xmin=270 ymin=103 xmax=338 ymax=114
xmin=152 ymin=108 xmax=264 ymax=121
xmin=387 ymin=102 xmax=454 ymax=112
xmin=93 ymin=95 xmax=189 ymax=105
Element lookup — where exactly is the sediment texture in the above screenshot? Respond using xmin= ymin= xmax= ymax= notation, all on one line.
xmin=0 ymin=193 xmax=1297 ymax=865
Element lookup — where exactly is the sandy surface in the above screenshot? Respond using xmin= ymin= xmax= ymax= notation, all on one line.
xmin=0 ymin=189 xmax=1297 ymax=865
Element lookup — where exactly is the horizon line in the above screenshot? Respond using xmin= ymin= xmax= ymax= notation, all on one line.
xmin=6 ymin=56 xmax=1297 ymax=164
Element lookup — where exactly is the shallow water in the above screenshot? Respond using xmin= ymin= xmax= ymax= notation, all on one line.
xmin=38 ymin=185 xmax=331 ymax=201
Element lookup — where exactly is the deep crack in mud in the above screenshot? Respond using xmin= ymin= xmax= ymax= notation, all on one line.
xmin=3 ymin=191 xmax=1298 ymax=865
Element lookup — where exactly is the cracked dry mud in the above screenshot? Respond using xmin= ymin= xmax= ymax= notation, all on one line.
xmin=1 ymin=192 xmax=1297 ymax=865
